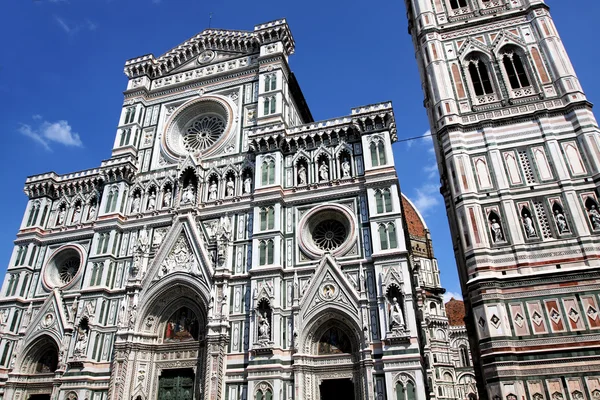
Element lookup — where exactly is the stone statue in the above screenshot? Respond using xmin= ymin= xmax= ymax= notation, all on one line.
xmin=298 ymin=165 xmax=307 ymax=185
xmin=181 ymin=184 xmax=195 ymax=204
xmin=163 ymin=188 xmax=172 ymax=208
xmin=129 ymin=304 xmax=137 ymax=329
xmin=147 ymin=192 xmax=156 ymax=210
xmin=208 ymin=181 xmax=218 ymax=201
xmin=74 ymin=327 xmax=89 ymax=358
xmin=341 ymin=159 xmax=351 ymax=178
xmin=588 ymin=205 xmax=600 ymax=230
xmin=389 ymin=297 xmax=404 ymax=330
xmin=131 ymin=193 xmax=141 ymax=213
xmin=522 ymin=213 xmax=536 ymax=238
xmin=243 ymin=177 xmax=252 ymax=194
xmin=319 ymin=161 xmax=329 ymax=182
xmin=57 ymin=207 xmax=66 ymax=226
xmin=554 ymin=209 xmax=569 ymax=233
xmin=490 ymin=219 xmax=504 ymax=243
xmin=87 ymin=203 xmax=97 ymax=221
xmin=219 ymin=215 xmax=232 ymax=239
xmin=226 ymin=177 xmax=235 ymax=197
xmin=70 ymin=297 xmax=79 ymax=323
xmin=0 ymin=309 xmax=8 ymax=329
xmin=136 ymin=227 xmax=150 ymax=254
xmin=22 ymin=302 xmax=33 ymax=328
xmin=258 ymin=311 xmax=270 ymax=340
xmin=72 ymin=205 xmax=81 ymax=224
xmin=117 ymin=303 xmax=126 ymax=327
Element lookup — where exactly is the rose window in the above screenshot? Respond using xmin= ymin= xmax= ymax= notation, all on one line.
xmin=43 ymin=246 xmax=83 ymax=289
xmin=298 ymin=204 xmax=357 ymax=259
xmin=59 ymin=258 xmax=80 ymax=285
xmin=312 ymin=220 xmax=347 ymax=251
xmin=183 ymin=115 xmax=226 ymax=152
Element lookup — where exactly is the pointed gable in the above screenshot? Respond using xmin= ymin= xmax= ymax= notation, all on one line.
xmin=143 ymin=216 xmax=212 ymax=286
xmin=24 ymin=289 xmax=71 ymax=344
xmin=299 ymin=255 xmax=360 ymax=325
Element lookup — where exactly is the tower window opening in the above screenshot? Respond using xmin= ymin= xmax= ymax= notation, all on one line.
xmin=449 ymin=0 xmax=468 ymax=9
xmin=502 ymin=51 xmax=530 ymax=89
xmin=467 ymin=59 xmax=494 ymax=96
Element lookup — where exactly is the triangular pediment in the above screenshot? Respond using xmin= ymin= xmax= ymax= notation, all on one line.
xmin=23 ymin=289 xmax=70 ymax=342
xmin=143 ymin=216 xmax=213 ymax=287
xmin=299 ymin=255 xmax=360 ymax=326
xmin=458 ymin=37 xmax=491 ymax=59
xmin=491 ymin=30 xmax=526 ymax=51
xmin=382 ymin=265 xmax=404 ymax=288
xmin=169 ymin=50 xmax=256 ymax=75
xmin=125 ymin=28 xmax=261 ymax=78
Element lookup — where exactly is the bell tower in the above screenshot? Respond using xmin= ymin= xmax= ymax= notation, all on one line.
xmin=404 ymin=0 xmax=600 ymax=399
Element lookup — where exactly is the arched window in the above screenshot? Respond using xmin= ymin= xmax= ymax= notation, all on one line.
xmin=259 ymin=240 xmax=274 ymax=265
xmin=9 ymin=310 xmax=19 ymax=331
xmin=26 ymin=202 xmax=40 ymax=227
xmin=260 ymin=206 xmax=275 ymax=231
xmin=449 ymin=0 xmax=468 ymax=9
xmin=388 ymin=223 xmax=398 ymax=249
xmin=105 ymin=186 xmax=119 ymax=213
xmin=264 ymin=74 xmax=277 ymax=92
xmin=119 ymin=128 xmax=132 ymax=147
xmin=370 ymin=139 xmax=387 ymax=166
xmin=256 ymin=387 xmax=273 ymax=400
xmin=467 ymin=58 xmax=494 ymax=96
xmin=262 ymin=159 xmax=275 ymax=185
xmin=263 ymin=96 xmax=276 ymax=115
xmin=375 ymin=189 xmax=393 ymax=213
xmin=501 ymin=49 xmax=530 ymax=89
xmin=0 ymin=342 xmax=11 ymax=366
xmin=430 ymin=302 xmax=438 ymax=315
xmin=459 ymin=345 xmax=471 ymax=367
xmin=379 ymin=223 xmax=398 ymax=250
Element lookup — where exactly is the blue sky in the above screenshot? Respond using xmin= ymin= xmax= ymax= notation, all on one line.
xmin=1 ymin=0 xmax=599 ymax=300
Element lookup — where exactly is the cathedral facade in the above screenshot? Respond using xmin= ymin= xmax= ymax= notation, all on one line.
xmin=403 ymin=0 xmax=600 ymax=399
xmin=0 ymin=19 xmax=477 ymax=400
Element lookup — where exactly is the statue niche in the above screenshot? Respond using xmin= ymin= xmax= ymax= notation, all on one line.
xmin=256 ymin=299 xmax=272 ymax=344
xmin=164 ymin=307 xmax=199 ymax=342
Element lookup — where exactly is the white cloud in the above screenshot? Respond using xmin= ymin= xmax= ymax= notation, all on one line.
xmin=86 ymin=19 xmax=98 ymax=31
xmin=421 ymin=129 xmax=432 ymax=143
xmin=412 ymin=183 xmax=441 ymax=215
xmin=443 ymin=292 xmax=463 ymax=303
xmin=32 ymin=114 xmax=42 ymax=120
xmin=54 ymin=16 xmax=72 ymax=34
xmin=18 ymin=120 xmax=83 ymax=151
xmin=53 ymin=15 xmax=98 ymax=35
xmin=424 ymin=162 xmax=438 ymax=179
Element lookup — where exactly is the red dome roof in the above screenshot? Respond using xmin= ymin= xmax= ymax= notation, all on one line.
xmin=445 ymin=298 xmax=466 ymax=326
xmin=401 ymin=194 xmax=427 ymax=238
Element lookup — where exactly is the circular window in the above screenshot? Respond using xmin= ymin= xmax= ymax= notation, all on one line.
xmin=313 ymin=220 xmax=347 ymax=251
xmin=298 ymin=204 xmax=357 ymax=259
xmin=163 ymin=97 xmax=233 ymax=159
xmin=43 ymin=246 xmax=83 ymax=289
xmin=183 ymin=114 xmax=226 ymax=152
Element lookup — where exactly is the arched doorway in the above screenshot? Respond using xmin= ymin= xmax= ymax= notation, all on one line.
xmin=18 ymin=335 xmax=60 ymax=399
xmin=121 ymin=280 xmax=209 ymax=400
xmin=295 ymin=313 xmax=366 ymax=400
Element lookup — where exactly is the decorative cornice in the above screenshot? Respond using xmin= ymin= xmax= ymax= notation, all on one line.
xmin=247 ymin=102 xmax=397 ymax=153
xmin=124 ymin=19 xmax=294 ymax=79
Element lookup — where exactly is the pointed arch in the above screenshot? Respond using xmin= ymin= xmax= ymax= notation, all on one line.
xmin=18 ymin=334 xmax=60 ymax=374
xmin=497 ymin=44 xmax=532 ymax=90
